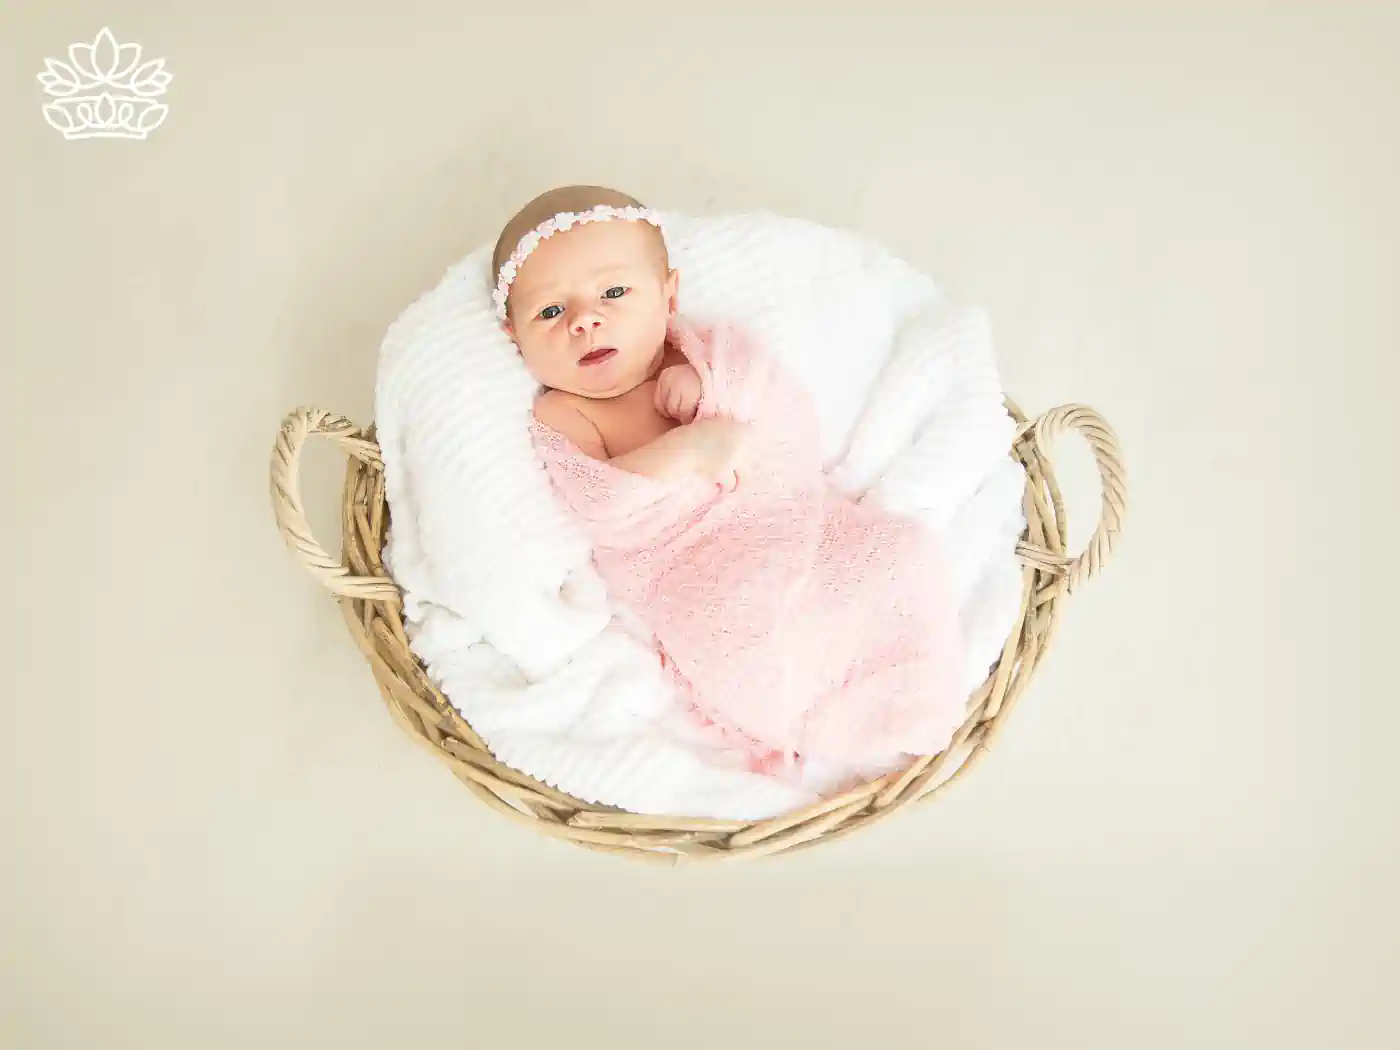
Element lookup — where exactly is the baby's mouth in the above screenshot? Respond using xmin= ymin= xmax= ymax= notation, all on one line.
xmin=577 ymin=347 xmax=617 ymax=366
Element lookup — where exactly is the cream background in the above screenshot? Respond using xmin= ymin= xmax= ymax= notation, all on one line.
xmin=3 ymin=3 xmax=1396 ymax=1047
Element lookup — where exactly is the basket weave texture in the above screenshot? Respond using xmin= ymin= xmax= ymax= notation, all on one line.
xmin=270 ymin=400 xmax=1125 ymax=863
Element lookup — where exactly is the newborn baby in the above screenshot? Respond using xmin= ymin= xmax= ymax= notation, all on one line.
xmin=493 ymin=185 xmax=744 ymax=488
xmin=496 ymin=185 xmax=967 ymax=774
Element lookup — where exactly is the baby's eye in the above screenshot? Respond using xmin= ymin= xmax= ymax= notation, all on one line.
xmin=603 ymin=286 xmax=628 ymax=300
xmin=538 ymin=304 xmax=563 ymax=320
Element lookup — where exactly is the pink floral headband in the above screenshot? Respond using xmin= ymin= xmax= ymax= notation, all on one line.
xmin=492 ymin=204 xmax=666 ymax=322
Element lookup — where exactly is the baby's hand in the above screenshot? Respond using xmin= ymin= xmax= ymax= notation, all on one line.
xmin=654 ymin=365 xmax=702 ymax=424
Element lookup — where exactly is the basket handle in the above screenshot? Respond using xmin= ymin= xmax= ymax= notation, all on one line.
xmin=1015 ymin=403 xmax=1127 ymax=591
xmin=270 ymin=407 xmax=400 ymax=600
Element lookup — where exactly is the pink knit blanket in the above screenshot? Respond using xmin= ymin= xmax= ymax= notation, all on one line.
xmin=529 ymin=320 xmax=966 ymax=771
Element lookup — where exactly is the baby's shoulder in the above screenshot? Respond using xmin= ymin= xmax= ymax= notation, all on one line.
xmin=532 ymin=389 xmax=607 ymax=459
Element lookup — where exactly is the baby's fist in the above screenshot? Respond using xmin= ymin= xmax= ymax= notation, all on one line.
xmin=655 ymin=365 xmax=702 ymax=424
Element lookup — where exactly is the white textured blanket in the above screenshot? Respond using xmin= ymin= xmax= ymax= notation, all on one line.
xmin=376 ymin=212 xmax=1026 ymax=819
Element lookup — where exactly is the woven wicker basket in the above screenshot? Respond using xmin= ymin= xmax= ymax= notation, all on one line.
xmin=270 ymin=400 xmax=1125 ymax=863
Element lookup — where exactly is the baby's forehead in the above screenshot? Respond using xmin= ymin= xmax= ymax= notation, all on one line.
xmin=550 ymin=218 xmax=657 ymax=258
xmin=515 ymin=221 xmax=662 ymax=288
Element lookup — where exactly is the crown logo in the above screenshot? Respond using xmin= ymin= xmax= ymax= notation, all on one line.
xmin=37 ymin=27 xmax=172 ymax=141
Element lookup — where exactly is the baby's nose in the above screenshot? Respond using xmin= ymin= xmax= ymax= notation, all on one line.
xmin=570 ymin=310 xmax=604 ymax=335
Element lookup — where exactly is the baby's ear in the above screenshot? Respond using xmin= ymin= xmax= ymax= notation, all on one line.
xmin=665 ymin=268 xmax=681 ymax=316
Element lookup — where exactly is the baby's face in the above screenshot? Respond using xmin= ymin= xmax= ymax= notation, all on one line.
xmin=505 ymin=220 xmax=678 ymax=399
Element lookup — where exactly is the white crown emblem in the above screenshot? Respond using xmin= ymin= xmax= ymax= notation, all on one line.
xmin=37 ymin=27 xmax=172 ymax=141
